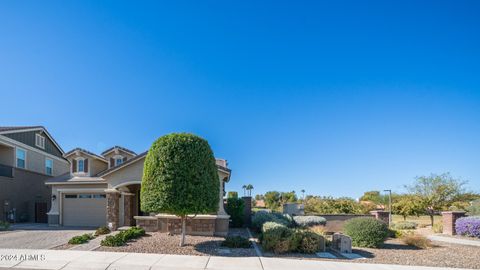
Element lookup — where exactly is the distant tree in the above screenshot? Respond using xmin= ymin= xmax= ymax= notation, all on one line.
xmin=301 ymin=189 xmax=306 ymax=200
xmin=392 ymin=195 xmax=424 ymax=220
xmin=242 ymin=185 xmax=247 ymax=196
xmin=141 ymin=133 xmax=219 ymax=246
xmin=467 ymin=199 xmax=480 ymax=216
xmin=280 ymin=191 xmax=297 ymax=204
xmin=246 ymin=184 xmax=254 ymax=196
xmin=406 ymin=173 xmax=466 ymax=226
xmin=304 ymin=196 xmax=368 ymax=214
xmin=227 ymin=191 xmax=238 ymax=199
xmin=450 ymin=192 xmax=480 ymax=211
xmin=360 ymin=191 xmax=386 ymax=205
xmin=255 ymin=194 xmax=265 ymax=201
xmin=264 ymin=191 xmax=281 ymax=210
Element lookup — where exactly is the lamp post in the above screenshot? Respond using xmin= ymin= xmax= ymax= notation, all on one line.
xmin=383 ymin=189 xmax=392 ymax=227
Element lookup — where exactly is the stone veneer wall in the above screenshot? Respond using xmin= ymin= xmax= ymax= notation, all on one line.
xmin=442 ymin=211 xmax=466 ymax=235
xmin=135 ymin=215 xmax=229 ymax=236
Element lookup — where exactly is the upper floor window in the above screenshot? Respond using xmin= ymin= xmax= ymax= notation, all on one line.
xmin=115 ymin=157 xmax=123 ymax=166
xmin=45 ymin=158 xmax=53 ymax=175
xmin=78 ymin=159 xmax=85 ymax=172
xmin=16 ymin=148 xmax=26 ymax=169
xmin=35 ymin=134 xmax=45 ymax=149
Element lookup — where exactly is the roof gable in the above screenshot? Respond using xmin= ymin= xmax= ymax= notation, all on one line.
xmin=0 ymin=126 xmax=65 ymax=158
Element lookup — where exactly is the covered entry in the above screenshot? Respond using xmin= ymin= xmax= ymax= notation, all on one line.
xmin=62 ymin=193 xmax=106 ymax=227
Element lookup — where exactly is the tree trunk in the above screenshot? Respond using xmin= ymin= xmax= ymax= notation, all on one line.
xmin=429 ymin=214 xmax=434 ymax=227
xmin=180 ymin=216 xmax=186 ymax=247
xmin=403 ymin=215 xmax=407 ymax=221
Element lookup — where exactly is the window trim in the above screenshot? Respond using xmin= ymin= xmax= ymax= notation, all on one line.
xmin=35 ymin=134 xmax=45 ymax=149
xmin=45 ymin=158 xmax=53 ymax=175
xmin=15 ymin=147 xmax=27 ymax=169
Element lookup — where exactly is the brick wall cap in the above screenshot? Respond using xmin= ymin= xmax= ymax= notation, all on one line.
xmin=441 ymin=211 xmax=467 ymax=214
xmin=134 ymin=216 xmax=158 ymax=220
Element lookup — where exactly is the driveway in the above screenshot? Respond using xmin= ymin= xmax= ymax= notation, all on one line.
xmin=0 ymin=223 xmax=94 ymax=249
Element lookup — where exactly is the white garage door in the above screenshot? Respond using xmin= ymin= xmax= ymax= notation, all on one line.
xmin=62 ymin=194 xmax=107 ymax=227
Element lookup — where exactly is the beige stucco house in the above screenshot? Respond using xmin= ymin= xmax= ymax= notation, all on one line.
xmin=46 ymin=146 xmax=231 ymax=236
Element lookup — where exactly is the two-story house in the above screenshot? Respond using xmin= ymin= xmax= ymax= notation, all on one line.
xmin=46 ymin=144 xmax=232 ymax=236
xmin=0 ymin=126 xmax=69 ymax=223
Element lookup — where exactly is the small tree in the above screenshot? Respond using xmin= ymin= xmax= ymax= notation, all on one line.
xmin=227 ymin=191 xmax=239 ymax=199
xmin=392 ymin=195 xmax=424 ymax=220
xmin=264 ymin=191 xmax=281 ymax=210
xmin=406 ymin=173 xmax=465 ymax=226
xmin=141 ymin=133 xmax=219 ymax=246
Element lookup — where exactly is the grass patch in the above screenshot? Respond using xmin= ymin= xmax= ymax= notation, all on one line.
xmin=392 ymin=215 xmax=441 ymax=227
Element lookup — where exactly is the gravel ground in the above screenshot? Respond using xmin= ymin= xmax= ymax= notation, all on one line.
xmin=95 ymin=228 xmax=257 ymax=257
xmin=264 ymin=238 xmax=480 ymax=269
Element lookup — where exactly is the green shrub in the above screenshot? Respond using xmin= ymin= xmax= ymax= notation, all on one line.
xmin=293 ymin=216 xmax=327 ymax=227
xmin=0 ymin=221 xmax=10 ymax=231
xmin=68 ymin=234 xmax=94 ymax=245
xmin=221 ymin=236 xmax=251 ymax=248
xmin=343 ymin=217 xmax=389 ymax=248
xmin=226 ymin=198 xmax=245 ymax=228
xmin=95 ymin=226 xmax=111 ymax=236
xmin=392 ymin=221 xmax=418 ymax=230
xmin=100 ymin=227 xmax=145 ymax=247
xmin=252 ymin=211 xmax=291 ymax=230
xmin=432 ymin=223 xmax=443 ymax=233
xmin=291 ymin=230 xmax=324 ymax=253
xmin=261 ymin=222 xmax=294 ymax=253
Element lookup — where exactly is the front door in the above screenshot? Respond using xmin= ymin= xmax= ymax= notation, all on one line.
xmin=35 ymin=202 xmax=48 ymax=223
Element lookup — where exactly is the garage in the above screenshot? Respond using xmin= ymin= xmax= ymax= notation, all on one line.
xmin=62 ymin=193 xmax=107 ymax=227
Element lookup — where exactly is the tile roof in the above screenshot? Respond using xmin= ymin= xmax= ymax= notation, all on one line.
xmin=101 ymin=146 xmax=137 ymax=156
xmin=45 ymin=173 xmax=106 ymax=184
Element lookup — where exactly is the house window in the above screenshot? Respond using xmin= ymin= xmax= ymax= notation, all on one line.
xmin=65 ymin=194 xmax=77 ymax=199
xmin=115 ymin=158 xmax=123 ymax=166
xmin=78 ymin=159 xmax=85 ymax=172
xmin=93 ymin=194 xmax=106 ymax=199
xmin=78 ymin=194 xmax=92 ymax=199
xmin=16 ymin=148 xmax=26 ymax=169
xmin=45 ymin=159 xmax=53 ymax=175
xmin=35 ymin=134 xmax=45 ymax=149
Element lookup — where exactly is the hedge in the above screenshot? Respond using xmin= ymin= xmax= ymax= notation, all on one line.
xmin=252 ymin=212 xmax=292 ymax=230
xmin=392 ymin=221 xmax=417 ymax=230
xmin=101 ymin=227 xmax=145 ymax=247
xmin=343 ymin=217 xmax=389 ymax=248
xmin=225 ymin=197 xmax=245 ymax=227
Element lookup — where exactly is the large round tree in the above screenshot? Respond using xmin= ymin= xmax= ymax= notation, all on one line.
xmin=141 ymin=133 xmax=220 ymax=246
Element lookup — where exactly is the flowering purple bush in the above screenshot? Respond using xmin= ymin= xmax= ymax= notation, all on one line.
xmin=455 ymin=216 xmax=480 ymax=238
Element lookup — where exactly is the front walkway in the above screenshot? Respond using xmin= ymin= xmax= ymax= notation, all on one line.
xmin=0 ymin=248 xmax=470 ymax=270
xmin=427 ymin=234 xmax=480 ymax=247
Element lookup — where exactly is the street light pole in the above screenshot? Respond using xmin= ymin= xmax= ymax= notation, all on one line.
xmin=383 ymin=189 xmax=392 ymax=227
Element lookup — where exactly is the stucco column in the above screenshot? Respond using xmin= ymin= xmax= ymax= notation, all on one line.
xmin=106 ymin=190 xmax=120 ymax=230
xmin=123 ymin=193 xmax=135 ymax=226
xmin=217 ymin=178 xmax=228 ymax=216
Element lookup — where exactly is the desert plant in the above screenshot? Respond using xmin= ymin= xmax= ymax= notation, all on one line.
xmin=68 ymin=233 xmax=94 ymax=245
xmin=293 ymin=216 xmax=327 ymax=227
xmin=225 ymin=197 xmax=245 ymax=228
xmin=221 ymin=236 xmax=251 ymax=248
xmin=432 ymin=223 xmax=443 ymax=233
xmin=392 ymin=221 xmax=418 ymax=230
xmin=252 ymin=211 xmax=291 ymax=230
xmin=141 ymin=133 xmax=219 ymax=246
xmin=309 ymin=225 xmax=326 ymax=236
xmin=401 ymin=234 xmax=433 ymax=249
xmin=343 ymin=217 xmax=389 ymax=248
xmin=455 ymin=216 xmax=480 ymax=238
xmin=261 ymin=222 xmax=294 ymax=253
xmin=100 ymin=227 xmax=145 ymax=247
xmin=95 ymin=226 xmax=111 ymax=236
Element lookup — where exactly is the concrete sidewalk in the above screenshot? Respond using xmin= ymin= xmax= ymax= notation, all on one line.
xmin=0 ymin=248 xmax=472 ymax=270
xmin=428 ymin=235 xmax=480 ymax=247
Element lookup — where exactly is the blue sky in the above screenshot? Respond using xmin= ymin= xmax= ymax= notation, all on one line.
xmin=1 ymin=1 xmax=479 ymax=198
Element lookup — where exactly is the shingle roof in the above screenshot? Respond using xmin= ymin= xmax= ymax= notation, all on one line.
xmin=96 ymin=151 xmax=148 ymax=177
xmin=101 ymin=146 xmax=137 ymax=156
xmin=45 ymin=173 xmax=106 ymax=184
xmin=0 ymin=126 xmax=44 ymax=132
xmin=64 ymin=147 xmax=107 ymax=162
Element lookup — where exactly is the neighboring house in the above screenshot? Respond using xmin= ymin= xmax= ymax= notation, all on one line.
xmin=46 ymin=145 xmax=232 ymax=236
xmin=0 ymin=126 xmax=69 ymax=223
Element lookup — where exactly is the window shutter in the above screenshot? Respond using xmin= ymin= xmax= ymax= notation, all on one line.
xmin=84 ymin=159 xmax=89 ymax=173
xmin=110 ymin=158 xmax=115 ymax=167
xmin=72 ymin=159 xmax=77 ymax=172
xmin=123 ymin=157 xmax=127 ymax=162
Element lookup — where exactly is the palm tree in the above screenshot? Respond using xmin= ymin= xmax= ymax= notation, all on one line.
xmin=246 ymin=184 xmax=254 ymax=196
xmin=301 ymin=189 xmax=305 ymax=200
xmin=242 ymin=185 xmax=247 ymax=196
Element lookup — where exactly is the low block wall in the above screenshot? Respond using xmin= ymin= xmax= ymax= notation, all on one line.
xmin=315 ymin=214 xmax=374 ymax=232
xmin=135 ymin=214 xmax=229 ymax=237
